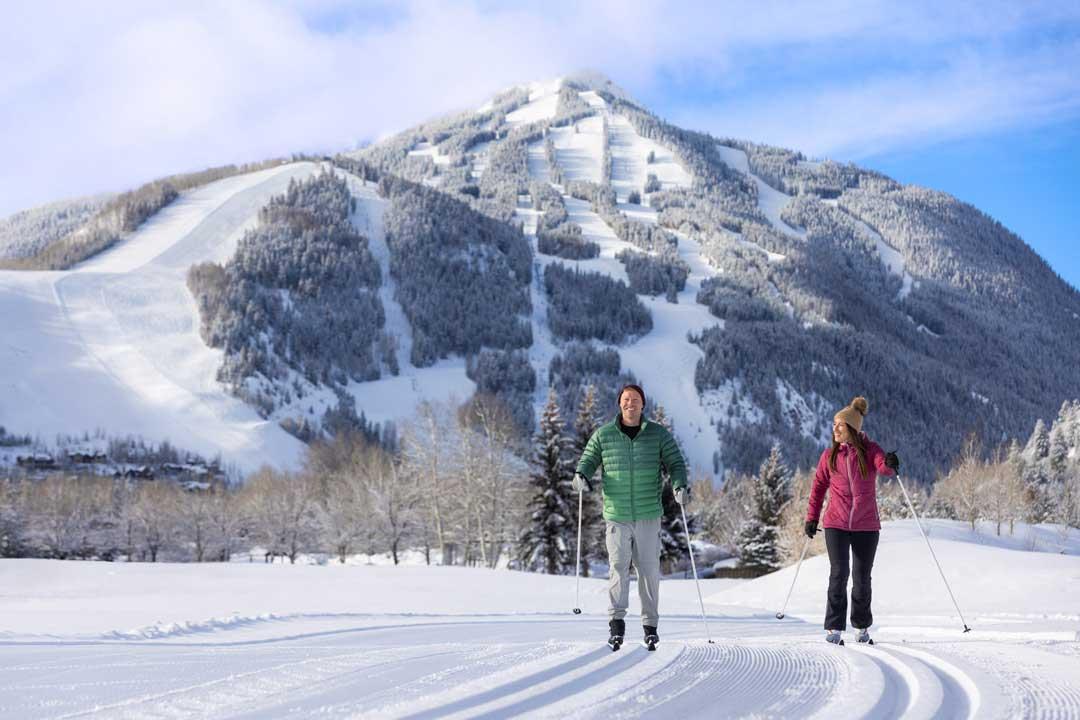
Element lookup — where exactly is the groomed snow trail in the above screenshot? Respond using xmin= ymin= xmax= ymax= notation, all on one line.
xmin=0 ymin=615 xmax=1023 ymax=719
xmin=712 ymin=145 xmax=807 ymax=241
xmin=334 ymin=172 xmax=474 ymax=426
xmin=0 ymin=163 xmax=321 ymax=472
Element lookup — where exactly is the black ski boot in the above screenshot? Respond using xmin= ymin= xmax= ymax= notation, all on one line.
xmin=608 ymin=619 xmax=625 ymax=652
xmin=643 ymin=625 xmax=659 ymax=651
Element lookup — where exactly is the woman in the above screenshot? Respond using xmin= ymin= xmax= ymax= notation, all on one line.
xmin=805 ymin=396 xmax=899 ymax=645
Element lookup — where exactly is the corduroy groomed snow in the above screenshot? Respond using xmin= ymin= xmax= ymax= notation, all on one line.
xmin=834 ymin=396 xmax=869 ymax=433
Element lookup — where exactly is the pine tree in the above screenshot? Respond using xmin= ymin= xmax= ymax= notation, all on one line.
xmin=572 ymin=384 xmax=603 ymax=576
xmin=1023 ymin=419 xmax=1054 ymax=522
xmin=653 ymin=405 xmax=695 ymax=572
xmin=736 ymin=443 xmax=791 ymax=572
xmin=518 ymin=389 xmax=576 ymax=574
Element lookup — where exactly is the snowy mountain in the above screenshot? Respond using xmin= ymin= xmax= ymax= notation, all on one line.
xmin=2 ymin=73 xmax=1079 ymax=480
xmin=0 ymin=518 xmax=1078 ymax=717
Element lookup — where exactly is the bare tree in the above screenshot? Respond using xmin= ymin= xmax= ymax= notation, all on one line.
xmin=931 ymin=435 xmax=985 ymax=530
xmin=402 ymin=402 xmax=459 ymax=564
xmin=983 ymin=442 xmax=1028 ymax=536
xmin=242 ymin=467 xmax=318 ymax=564
xmin=29 ymin=475 xmax=94 ymax=558
xmin=209 ymin=484 xmax=244 ymax=562
xmin=366 ymin=446 xmax=419 ymax=565
xmin=175 ymin=487 xmax=215 ymax=561
xmin=131 ymin=481 xmax=180 ymax=562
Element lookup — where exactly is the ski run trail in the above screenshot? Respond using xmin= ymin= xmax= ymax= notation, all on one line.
xmin=0 ymin=162 xmax=471 ymax=473
xmin=1 ymin=519 xmax=1079 ymax=718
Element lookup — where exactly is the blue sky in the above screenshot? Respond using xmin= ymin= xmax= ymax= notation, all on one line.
xmin=2 ymin=0 xmax=1077 ymax=288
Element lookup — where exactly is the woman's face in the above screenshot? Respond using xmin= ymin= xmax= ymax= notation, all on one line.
xmin=833 ymin=420 xmax=852 ymax=444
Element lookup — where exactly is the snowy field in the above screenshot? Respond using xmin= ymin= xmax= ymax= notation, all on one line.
xmin=2 ymin=519 xmax=1078 ymax=718
xmin=0 ymin=163 xmax=321 ymax=472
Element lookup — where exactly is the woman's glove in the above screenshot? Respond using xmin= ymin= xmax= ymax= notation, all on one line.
xmin=804 ymin=521 xmax=819 ymax=539
xmin=885 ymin=451 xmax=900 ymax=471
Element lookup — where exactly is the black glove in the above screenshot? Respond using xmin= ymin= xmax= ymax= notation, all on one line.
xmin=885 ymin=451 xmax=900 ymax=471
xmin=804 ymin=521 xmax=818 ymax=539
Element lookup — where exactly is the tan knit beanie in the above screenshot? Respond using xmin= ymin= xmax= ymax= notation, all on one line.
xmin=834 ymin=396 xmax=869 ymax=433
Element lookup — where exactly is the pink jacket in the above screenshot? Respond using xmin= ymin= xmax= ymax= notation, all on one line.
xmin=806 ymin=434 xmax=894 ymax=532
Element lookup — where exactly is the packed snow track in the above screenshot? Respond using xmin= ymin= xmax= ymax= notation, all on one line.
xmin=2 ymin=613 xmax=1055 ymax=719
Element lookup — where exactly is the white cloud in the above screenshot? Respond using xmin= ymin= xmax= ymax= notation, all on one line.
xmin=679 ymin=42 xmax=1080 ymax=159
xmin=1 ymin=0 xmax=1078 ymax=216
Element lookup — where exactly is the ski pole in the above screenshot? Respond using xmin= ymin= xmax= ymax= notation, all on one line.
xmin=775 ymin=536 xmax=811 ymax=620
xmin=895 ymin=471 xmax=971 ymax=633
xmin=572 ymin=488 xmax=583 ymax=615
xmin=680 ymin=502 xmax=714 ymax=643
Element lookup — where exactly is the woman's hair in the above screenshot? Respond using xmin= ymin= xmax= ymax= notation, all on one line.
xmin=830 ymin=423 xmax=868 ymax=476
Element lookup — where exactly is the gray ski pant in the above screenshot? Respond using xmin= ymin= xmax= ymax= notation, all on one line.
xmin=606 ymin=516 xmax=662 ymax=628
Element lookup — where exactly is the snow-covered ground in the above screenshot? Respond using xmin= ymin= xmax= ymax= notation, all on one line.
xmin=329 ymin=173 xmax=473 ymax=427
xmin=606 ymin=112 xmax=692 ymax=202
xmin=713 ymin=144 xmax=808 ymax=240
xmin=841 ymin=209 xmax=915 ymax=301
xmin=1 ymin=519 xmax=1077 ymax=718
xmin=505 ymin=79 xmax=561 ymax=126
xmin=0 ymin=164 xmax=320 ymax=473
xmin=549 ymin=115 xmax=605 ymax=184
xmin=406 ymin=141 xmax=452 ymax=167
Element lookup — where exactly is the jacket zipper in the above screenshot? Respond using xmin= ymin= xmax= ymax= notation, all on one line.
xmin=846 ymin=449 xmax=856 ymax=529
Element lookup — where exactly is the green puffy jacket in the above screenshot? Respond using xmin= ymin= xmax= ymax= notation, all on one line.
xmin=575 ymin=415 xmax=688 ymax=522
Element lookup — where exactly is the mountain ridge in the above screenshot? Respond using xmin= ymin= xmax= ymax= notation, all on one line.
xmin=2 ymin=73 xmax=1077 ymax=481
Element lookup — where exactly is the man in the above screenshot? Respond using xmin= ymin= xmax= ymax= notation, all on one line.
xmin=573 ymin=383 xmax=689 ymax=651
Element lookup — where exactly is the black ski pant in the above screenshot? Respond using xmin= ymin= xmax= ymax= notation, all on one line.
xmin=823 ymin=528 xmax=879 ymax=631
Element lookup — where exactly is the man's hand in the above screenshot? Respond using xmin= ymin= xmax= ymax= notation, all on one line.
xmin=571 ymin=472 xmax=592 ymax=493
xmin=674 ymin=486 xmax=690 ymax=506
xmin=885 ymin=451 xmax=900 ymax=472
xmin=804 ymin=521 xmax=819 ymax=539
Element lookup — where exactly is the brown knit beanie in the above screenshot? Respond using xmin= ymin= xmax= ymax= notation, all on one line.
xmin=834 ymin=396 xmax=869 ymax=433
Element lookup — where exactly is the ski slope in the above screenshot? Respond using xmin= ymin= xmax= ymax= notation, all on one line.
xmin=1 ymin=520 xmax=1077 ymax=718
xmin=525 ymin=90 xmax=722 ymax=479
xmin=0 ymin=164 xmax=321 ymax=472
xmin=713 ymin=144 xmax=808 ymax=240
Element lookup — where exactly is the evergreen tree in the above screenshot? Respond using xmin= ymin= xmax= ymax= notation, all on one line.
xmin=1023 ymin=419 xmax=1054 ymax=522
xmin=572 ymin=384 xmax=604 ymax=576
xmin=736 ymin=443 xmax=791 ymax=572
xmin=518 ymin=390 xmax=576 ymax=574
xmin=1027 ymin=419 xmax=1050 ymax=461
xmin=653 ymin=405 xmax=695 ymax=572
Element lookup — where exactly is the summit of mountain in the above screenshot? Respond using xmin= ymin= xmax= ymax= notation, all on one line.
xmin=1 ymin=73 xmax=1077 ymax=481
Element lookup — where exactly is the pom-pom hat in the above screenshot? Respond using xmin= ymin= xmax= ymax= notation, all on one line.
xmin=834 ymin=396 xmax=868 ymax=433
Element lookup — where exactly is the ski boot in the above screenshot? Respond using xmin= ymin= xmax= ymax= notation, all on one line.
xmin=643 ymin=625 xmax=659 ymax=651
xmin=854 ymin=628 xmax=874 ymax=645
xmin=608 ymin=619 xmax=625 ymax=652
xmin=825 ymin=629 xmax=844 ymax=646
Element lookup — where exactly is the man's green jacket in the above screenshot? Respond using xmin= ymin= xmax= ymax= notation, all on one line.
xmin=575 ymin=415 xmax=688 ymax=522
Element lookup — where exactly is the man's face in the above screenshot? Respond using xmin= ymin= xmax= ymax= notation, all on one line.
xmin=620 ymin=389 xmax=643 ymax=426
